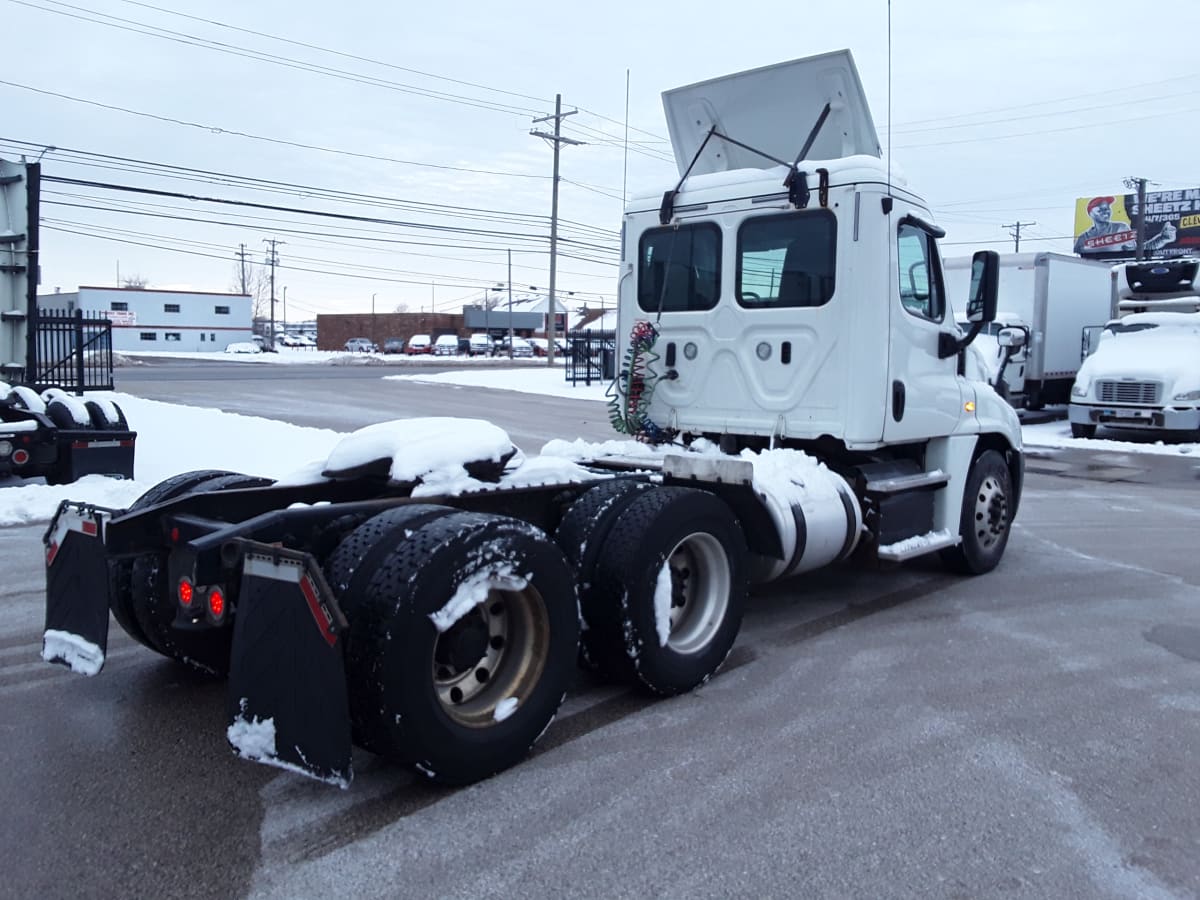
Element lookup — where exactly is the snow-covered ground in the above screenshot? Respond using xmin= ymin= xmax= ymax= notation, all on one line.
xmin=2 ymin=363 xmax=1196 ymax=527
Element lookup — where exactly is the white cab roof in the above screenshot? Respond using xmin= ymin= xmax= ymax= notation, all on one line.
xmin=661 ymin=49 xmax=881 ymax=177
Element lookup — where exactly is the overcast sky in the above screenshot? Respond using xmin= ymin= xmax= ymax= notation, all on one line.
xmin=4 ymin=0 xmax=1198 ymax=321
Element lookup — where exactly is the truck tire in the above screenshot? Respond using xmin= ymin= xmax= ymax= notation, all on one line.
xmin=939 ymin=449 xmax=1013 ymax=575
xmin=127 ymin=471 xmax=274 ymax=674
xmin=342 ymin=511 xmax=578 ymax=785
xmin=553 ymin=478 xmax=654 ymax=669
xmin=84 ymin=399 xmax=128 ymax=430
xmin=45 ymin=398 xmax=88 ymax=430
xmin=590 ymin=487 xmax=747 ymax=696
xmin=109 ymin=469 xmax=240 ymax=652
xmin=1070 ymin=422 xmax=1096 ymax=439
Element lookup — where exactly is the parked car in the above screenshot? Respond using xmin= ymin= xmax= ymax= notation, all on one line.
xmin=275 ymin=333 xmax=305 ymax=348
xmin=344 ymin=338 xmax=378 ymax=352
xmin=468 ymin=333 xmax=494 ymax=357
xmin=499 ymin=336 xmax=534 ymax=358
xmin=290 ymin=333 xmax=317 ymax=348
xmin=526 ymin=337 xmax=568 ymax=357
xmin=406 ymin=334 xmax=432 ymax=355
xmin=382 ymin=337 xmax=405 ymax=354
xmin=225 ymin=341 xmax=262 ymax=354
xmin=432 ymin=334 xmax=459 ymax=356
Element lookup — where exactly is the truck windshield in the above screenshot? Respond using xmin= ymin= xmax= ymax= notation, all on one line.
xmin=637 ymin=224 xmax=721 ymax=313
xmin=736 ymin=211 xmax=836 ymax=309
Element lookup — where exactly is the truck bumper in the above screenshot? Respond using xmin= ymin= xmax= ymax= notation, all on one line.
xmin=1069 ymin=403 xmax=1200 ymax=431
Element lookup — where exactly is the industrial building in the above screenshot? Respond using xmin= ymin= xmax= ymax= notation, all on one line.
xmin=39 ymin=286 xmax=253 ymax=352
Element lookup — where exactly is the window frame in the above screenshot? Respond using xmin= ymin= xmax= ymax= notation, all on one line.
xmin=163 ymin=303 xmax=181 ymax=314
xmin=139 ymin=332 xmax=157 ymax=341
xmin=896 ymin=222 xmax=946 ymax=323
xmin=214 ymin=305 xmax=230 ymax=315
xmin=636 ymin=222 xmax=722 ymax=314
xmin=735 ymin=209 xmax=838 ymax=310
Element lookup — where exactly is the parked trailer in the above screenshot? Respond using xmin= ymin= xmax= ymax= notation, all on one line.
xmin=42 ymin=51 xmax=1023 ymax=788
xmin=1 ymin=382 xmax=135 ymax=484
xmin=942 ymin=252 xmax=1111 ymax=409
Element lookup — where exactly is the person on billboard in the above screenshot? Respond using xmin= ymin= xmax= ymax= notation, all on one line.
xmin=1074 ymin=196 xmax=1177 ymax=254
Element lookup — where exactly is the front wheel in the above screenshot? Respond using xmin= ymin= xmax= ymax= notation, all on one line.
xmin=940 ymin=450 xmax=1014 ymax=575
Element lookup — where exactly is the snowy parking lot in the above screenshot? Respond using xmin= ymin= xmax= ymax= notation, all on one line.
xmin=3 ymin=361 xmax=1200 ymax=899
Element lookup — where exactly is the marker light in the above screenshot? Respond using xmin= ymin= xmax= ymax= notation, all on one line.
xmin=964 ymin=401 xmax=976 ymax=413
xmin=12 ymin=448 xmax=29 ymax=465
xmin=178 ymin=578 xmax=195 ymax=609
xmin=0 ymin=440 xmax=11 ymax=457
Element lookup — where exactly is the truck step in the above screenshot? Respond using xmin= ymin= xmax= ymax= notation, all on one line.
xmin=876 ymin=528 xmax=959 ymax=562
xmin=864 ymin=469 xmax=948 ymax=494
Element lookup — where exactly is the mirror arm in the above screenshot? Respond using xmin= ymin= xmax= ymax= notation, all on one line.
xmin=939 ymin=321 xmax=983 ymax=359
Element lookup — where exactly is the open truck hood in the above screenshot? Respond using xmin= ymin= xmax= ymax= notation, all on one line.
xmin=661 ymin=49 xmax=881 ymax=177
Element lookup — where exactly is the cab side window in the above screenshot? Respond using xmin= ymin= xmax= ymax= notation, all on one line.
xmin=897 ymin=224 xmax=944 ymax=321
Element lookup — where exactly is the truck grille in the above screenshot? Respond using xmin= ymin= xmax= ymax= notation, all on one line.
xmin=1097 ymin=381 xmax=1160 ymax=404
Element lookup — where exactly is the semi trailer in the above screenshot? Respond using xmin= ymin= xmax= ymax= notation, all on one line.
xmin=41 ymin=50 xmax=1023 ymax=788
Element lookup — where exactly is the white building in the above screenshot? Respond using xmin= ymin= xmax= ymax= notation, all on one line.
xmin=40 ymin=286 xmax=253 ymax=352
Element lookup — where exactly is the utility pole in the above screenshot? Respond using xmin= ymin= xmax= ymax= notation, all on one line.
xmin=507 ymin=249 xmax=514 ymax=360
xmin=235 ymin=243 xmax=253 ymax=296
xmin=532 ymin=94 xmax=583 ymax=366
xmin=263 ymin=238 xmax=284 ymax=345
xmin=1003 ymin=221 xmax=1036 ymax=253
xmin=1124 ymin=176 xmax=1149 ymax=260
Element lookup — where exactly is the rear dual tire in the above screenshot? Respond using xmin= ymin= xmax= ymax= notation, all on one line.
xmin=328 ymin=508 xmax=579 ymax=785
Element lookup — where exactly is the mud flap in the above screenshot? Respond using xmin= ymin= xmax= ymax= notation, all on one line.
xmin=226 ymin=546 xmax=353 ymax=788
xmin=42 ymin=502 xmax=114 ymax=675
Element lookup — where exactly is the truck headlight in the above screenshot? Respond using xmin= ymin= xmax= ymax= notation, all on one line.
xmin=1173 ymin=388 xmax=1200 ymax=402
xmin=1071 ymin=381 xmax=1089 ymax=398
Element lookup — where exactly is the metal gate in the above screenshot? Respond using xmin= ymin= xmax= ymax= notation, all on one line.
xmin=564 ymin=329 xmax=616 ymax=386
xmin=28 ymin=307 xmax=115 ymax=393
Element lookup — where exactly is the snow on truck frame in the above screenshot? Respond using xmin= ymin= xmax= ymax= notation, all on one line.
xmin=41 ymin=50 xmax=1023 ymax=788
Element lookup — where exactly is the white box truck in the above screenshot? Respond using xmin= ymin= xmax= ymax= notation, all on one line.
xmin=1068 ymin=258 xmax=1200 ymax=438
xmin=943 ymin=252 xmax=1111 ymax=409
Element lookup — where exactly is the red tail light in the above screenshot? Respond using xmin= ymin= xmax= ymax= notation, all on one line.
xmin=207 ymin=588 xmax=225 ymax=621
xmin=12 ymin=449 xmax=29 ymax=466
xmin=178 ymin=578 xmax=195 ymax=609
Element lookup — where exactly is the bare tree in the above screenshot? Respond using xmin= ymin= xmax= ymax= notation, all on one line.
xmin=122 ymin=274 xmax=149 ymax=289
xmin=393 ymin=302 xmax=410 ymax=313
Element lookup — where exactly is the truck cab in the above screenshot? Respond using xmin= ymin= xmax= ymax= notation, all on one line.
xmin=616 ymin=51 xmax=1019 ymax=455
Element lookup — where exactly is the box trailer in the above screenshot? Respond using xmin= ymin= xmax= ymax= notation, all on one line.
xmin=943 ymin=252 xmax=1111 ymax=409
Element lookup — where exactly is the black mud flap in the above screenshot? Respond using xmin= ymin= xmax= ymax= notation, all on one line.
xmin=55 ymin=429 xmax=137 ymax=482
xmin=226 ymin=545 xmax=353 ymax=788
xmin=42 ymin=502 xmax=114 ymax=675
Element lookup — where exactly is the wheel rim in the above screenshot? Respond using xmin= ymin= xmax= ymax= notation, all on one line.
xmin=973 ymin=474 xmax=1009 ymax=550
xmin=432 ymin=585 xmax=550 ymax=728
xmin=657 ymin=532 xmax=731 ymax=654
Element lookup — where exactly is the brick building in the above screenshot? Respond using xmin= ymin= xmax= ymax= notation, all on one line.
xmin=315 ymin=312 xmax=463 ymax=351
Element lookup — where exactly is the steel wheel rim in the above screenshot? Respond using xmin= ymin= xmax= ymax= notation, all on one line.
xmin=433 ymin=585 xmax=550 ymax=728
xmin=973 ymin=474 xmax=1009 ymax=551
xmin=661 ymin=532 xmax=730 ymax=654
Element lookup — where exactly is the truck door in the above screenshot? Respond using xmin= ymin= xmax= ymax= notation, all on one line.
xmin=883 ymin=217 xmax=965 ymax=442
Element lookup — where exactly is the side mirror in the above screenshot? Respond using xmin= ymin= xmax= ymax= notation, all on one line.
xmin=966 ymin=250 xmax=999 ymax=324
xmin=996 ymin=327 xmax=1026 ymax=349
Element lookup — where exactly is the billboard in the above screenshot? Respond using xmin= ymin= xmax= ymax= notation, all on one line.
xmin=1074 ymin=189 xmax=1200 ymax=259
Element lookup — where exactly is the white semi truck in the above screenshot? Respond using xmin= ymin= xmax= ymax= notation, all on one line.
xmin=41 ymin=50 xmax=1023 ymax=788
xmin=943 ymin=252 xmax=1111 ymax=409
xmin=1068 ymin=257 xmax=1200 ymax=438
